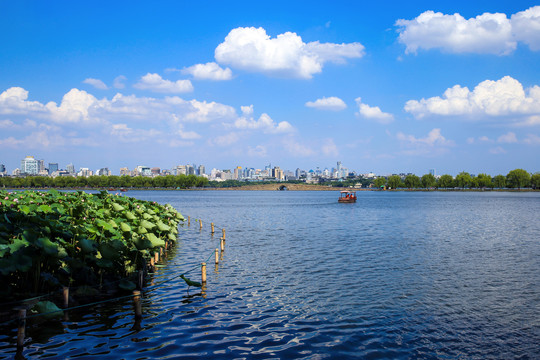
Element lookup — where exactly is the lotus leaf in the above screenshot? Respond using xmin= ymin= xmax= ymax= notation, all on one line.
xmin=79 ymin=239 xmax=97 ymax=253
xmin=125 ymin=211 xmax=136 ymax=220
xmin=137 ymin=226 xmax=147 ymax=235
xmin=156 ymin=221 xmax=170 ymax=232
xmin=37 ymin=237 xmax=60 ymax=256
xmin=38 ymin=204 xmax=52 ymax=213
xmin=120 ymin=222 xmax=131 ymax=232
xmin=112 ymin=203 xmax=125 ymax=212
xmin=118 ymin=279 xmax=136 ymax=291
xmin=167 ymin=233 xmax=177 ymax=242
xmin=108 ymin=219 xmax=118 ymax=228
xmin=74 ymin=285 xmax=100 ymax=296
xmin=141 ymin=220 xmax=155 ymax=230
xmin=146 ymin=233 xmax=165 ymax=248
xmin=31 ymin=301 xmax=63 ymax=319
xmin=134 ymin=236 xmax=152 ymax=250
xmin=142 ymin=213 xmax=152 ymax=220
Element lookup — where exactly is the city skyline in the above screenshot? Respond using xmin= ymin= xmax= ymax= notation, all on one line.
xmin=1 ymin=1 xmax=539 ymax=175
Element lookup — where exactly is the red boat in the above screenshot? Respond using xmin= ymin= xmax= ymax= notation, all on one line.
xmin=338 ymin=190 xmax=357 ymax=203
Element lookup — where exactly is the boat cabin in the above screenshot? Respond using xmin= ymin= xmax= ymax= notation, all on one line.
xmin=338 ymin=190 xmax=357 ymax=203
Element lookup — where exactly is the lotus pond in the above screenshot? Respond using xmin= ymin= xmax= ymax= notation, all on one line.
xmin=0 ymin=189 xmax=185 ymax=309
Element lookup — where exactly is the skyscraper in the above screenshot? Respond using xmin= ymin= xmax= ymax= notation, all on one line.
xmin=66 ymin=163 xmax=75 ymax=174
xmin=48 ymin=163 xmax=59 ymax=175
xmin=20 ymin=156 xmax=39 ymax=175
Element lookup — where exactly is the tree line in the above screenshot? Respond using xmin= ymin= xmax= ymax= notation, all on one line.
xmin=373 ymin=169 xmax=540 ymax=190
xmin=0 ymin=174 xmax=209 ymax=189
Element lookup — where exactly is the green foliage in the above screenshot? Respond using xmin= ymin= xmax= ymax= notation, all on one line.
xmin=475 ymin=173 xmax=493 ymax=188
xmin=493 ymin=175 xmax=506 ymax=188
xmin=421 ymin=174 xmax=436 ymax=188
xmin=387 ymin=175 xmax=402 ymax=189
xmin=437 ymin=174 xmax=454 ymax=188
xmin=374 ymin=177 xmax=386 ymax=188
xmin=455 ymin=172 xmax=472 ymax=189
xmin=531 ymin=173 xmax=540 ymax=189
xmin=404 ymin=175 xmax=421 ymax=189
xmin=0 ymin=189 xmax=184 ymax=301
xmin=506 ymin=169 xmax=531 ymax=189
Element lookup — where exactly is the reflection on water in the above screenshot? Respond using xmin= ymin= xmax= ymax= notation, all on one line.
xmin=1 ymin=191 xmax=539 ymax=359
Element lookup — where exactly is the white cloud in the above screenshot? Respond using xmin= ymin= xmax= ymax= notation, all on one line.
xmin=497 ymin=132 xmax=518 ymax=143
xmin=396 ymin=10 xmax=514 ymax=55
xmin=113 ymin=75 xmax=127 ymax=89
xmin=321 ymin=138 xmax=339 ymax=157
xmin=405 ymin=76 xmax=540 ymax=123
xmin=46 ymin=88 xmax=103 ymax=124
xmin=232 ymin=105 xmax=293 ymax=133
xmin=248 ymin=145 xmax=267 ymax=157
xmin=523 ymin=133 xmax=540 ymax=145
xmin=397 ymin=7 xmax=540 ymax=55
xmin=134 ymin=73 xmax=193 ymax=93
xmin=83 ymin=78 xmax=108 ymax=90
xmin=282 ymin=138 xmax=315 ymax=157
xmin=210 ymin=132 xmax=240 ymax=146
xmin=489 ymin=146 xmax=507 ymax=154
xmin=305 ymin=96 xmax=347 ymax=111
xmin=0 ymin=119 xmax=15 ymax=128
xmin=511 ymin=6 xmax=540 ymax=51
xmin=182 ymin=62 xmax=233 ymax=81
xmin=214 ymin=27 xmax=364 ymax=79
xmin=0 ymin=87 xmax=47 ymax=116
xmin=355 ymin=97 xmax=394 ymax=124
xmin=397 ymin=128 xmax=454 ymax=146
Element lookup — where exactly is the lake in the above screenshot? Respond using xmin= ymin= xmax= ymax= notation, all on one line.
xmin=1 ymin=190 xmax=539 ymax=359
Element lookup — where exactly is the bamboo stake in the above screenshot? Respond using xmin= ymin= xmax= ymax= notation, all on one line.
xmin=201 ymin=262 xmax=207 ymax=284
xmin=138 ymin=270 xmax=144 ymax=290
xmin=133 ymin=291 xmax=142 ymax=319
xmin=215 ymin=248 xmax=219 ymax=264
xmin=211 ymin=223 xmax=215 ymax=234
xmin=222 ymin=228 xmax=226 ymax=240
xmin=188 ymin=216 xmax=190 ymax=226
xmin=199 ymin=219 xmax=203 ymax=231
xmin=62 ymin=287 xmax=69 ymax=308
xmin=17 ymin=308 xmax=26 ymax=349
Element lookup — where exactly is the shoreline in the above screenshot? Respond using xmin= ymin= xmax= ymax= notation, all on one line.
xmin=2 ymin=187 xmax=538 ymax=192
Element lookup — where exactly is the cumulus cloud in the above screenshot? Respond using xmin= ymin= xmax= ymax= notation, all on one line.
xmin=83 ymin=78 xmax=108 ymax=90
xmin=405 ymin=76 xmax=540 ymax=124
xmin=45 ymin=88 xmax=103 ymax=124
xmin=113 ymin=75 xmax=127 ymax=89
xmin=511 ymin=6 xmax=540 ymax=51
xmin=214 ymin=27 xmax=364 ymax=79
xmin=355 ymin=97 xmax=394 ymax=124
xmin=0 ymin=87 xmax=47 ymax=116
xmin=305 ymin=96 xmax=347 ymax=111
xmin=134 ymin=73 xmax=193 ymax=93
xmin=396 ymin=10 xmax=515 ymax=55
xmin=210 ymin=132 xmax=241 ymax=146
xmin=232 ymin=105 xmax=293 ymax=133
xmin=489 ymin=146 xmax=507 ymax=154
xmin=396 ymin=6 xmax=540 ymax=55
xmin=182 ymin=62 xmax=233 ymax=80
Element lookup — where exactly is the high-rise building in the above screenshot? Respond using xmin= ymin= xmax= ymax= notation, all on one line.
xmin=21 ymin=156 xmax=39 ymax=175
xmin=48 ymin=163 xmax=59 ymax=175
xmin=175 ymin=165 xmax=187 ymax=175
xmin=151 ymin=167 xmax=161 ymax=176
xmin=429 ymin=169 xmax=436 ymax=177
xmin=186 ymin=164 xmax=195 ymax=175
xmin=120 ymin=167 xmax=130 ymax=176
xmin=96 ymin=168 xmax=111 ymax=176
xmin=0 ymin=164 xmax=5 ymax=174
xmin=198 ymin=165 xmax=205 ymax=176
xmin=135 ymin=166 xmax=151 ymax=176
xmin=66 ymin=163 xmax=75 ymax=174
xmin=233 ymin=166 xmax=242 ymax=180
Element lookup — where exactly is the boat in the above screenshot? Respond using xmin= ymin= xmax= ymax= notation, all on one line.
xmin=120 ymin=188 xmax=128 ymax=192
xmin=338 ymin=190 xmax=357 ymax=203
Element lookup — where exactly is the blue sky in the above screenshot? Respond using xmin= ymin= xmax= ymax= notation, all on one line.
xmin=1 ymin=1 xmax=539 ymax=176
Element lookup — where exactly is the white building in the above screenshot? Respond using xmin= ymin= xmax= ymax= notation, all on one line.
xmin=21 ymin=156 xmax=39 ymax=175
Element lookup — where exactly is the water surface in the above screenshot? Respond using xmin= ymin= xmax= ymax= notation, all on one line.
xmin=1 ymin=190 xmax=538 ymax=359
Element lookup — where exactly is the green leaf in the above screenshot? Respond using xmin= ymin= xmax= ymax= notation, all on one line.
xmin=146 ymin=233 xmax=165 ymax=248
xmin=38 ymin=204 xmax=52 ymax=213
xmin=31 ymin=301 xmax=63 ymax=319
xmin=112 ymin=203 xmax=125 ymax=212
xmin=79 ymin=238 xmax=97 ymax=253
xmin=120 ymin=222 xmax=131 ymax=232
xmin=141 ymin=220 xmax=155 ymax=230
xmin=118 ymin=279 xmax=136 ymax=291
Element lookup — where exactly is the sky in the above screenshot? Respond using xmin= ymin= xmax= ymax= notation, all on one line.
xmin=1 ymin=0 xmax=539 ymax=176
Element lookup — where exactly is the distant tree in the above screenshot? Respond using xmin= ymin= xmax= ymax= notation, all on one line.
xmin=437 ymin=174 xmax=453 ymax=188
xmin=387 ymin=175 xmax=402 ymax=189
xmin=506 ymin=169 xmax=531 ymax=189
xmin=374 ymin=177 xmax=386 ymax=188
xmin=530 ymin=173 xmax=540 ymax=189
xmin=492 ymin=175 xmax=506 ymax=188
xmin=475 ymin=173 xmax=492 ymax=188
xmin=404 ymin=174 xmax=421 ymax=189
xmin=421 ymin=174 xmax=436 ymax=188
xmin=455 ymin=171 xmax=472 ymax=189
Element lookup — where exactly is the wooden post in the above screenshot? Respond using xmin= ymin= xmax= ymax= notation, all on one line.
xmin=133 ymin=290 xmax=142 ymax=319
xmin=211 ymin=223 xmax=215 ymax=234
xmin=215 ymin=248 xmax=219 ymax=264
xmin=17 ymin=308 xmax=26 ymax=349
xmin=160 ymin=247 xmax=164 ymax=257
xmin=62 ymin=286 xmax=69 ymax=308
xmin=154 ymin=252 xmax=159 ymax=264
xmin=199 ymin=219 xmax=203 ymax=231
xmin=188 ymin=216 xmax=190 ymax=226
xmin=220 ymin=237 xmax=225 ymax=252
xmin=150 ymin=256 xmax=155 ymax=271
xmin=201 ymin=262 xmax=207 ymax=284
xmin=222 ymin=228 xmax=226 ymax=240
xmin=138 ymin=270 xmax=144 ymax=290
